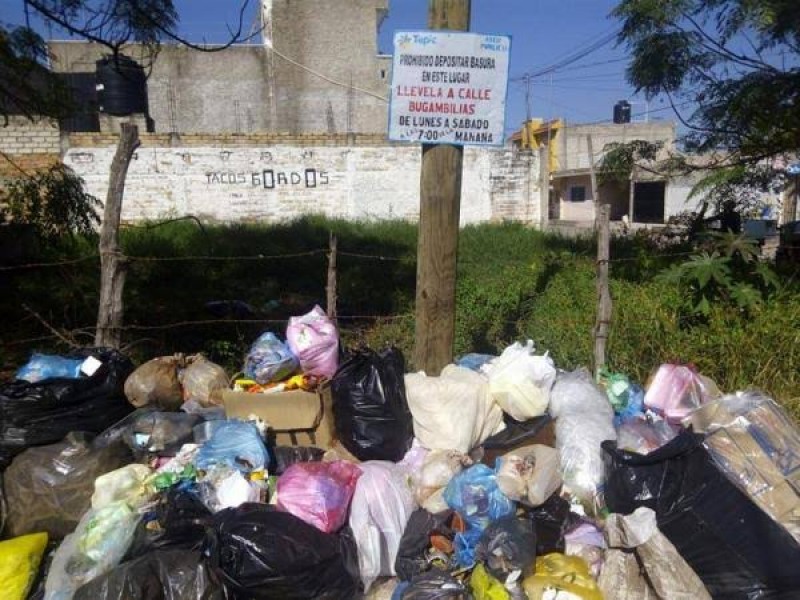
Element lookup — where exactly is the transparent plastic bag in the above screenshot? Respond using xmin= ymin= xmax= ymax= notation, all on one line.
xmin=286 ymin=305 xmax=339 ymax=379
xmin=197 ymin=466 xmax=261 ymax=513
xmin=412 ymin=449 xmax=472 ymax=513
xmin=124 ymin=411 xmax=201 ymax=458
xmin=277 ymin=460 xmax=362 ymax=533
xmin=0 ymin=532 xmax=49 ymax=600
xmin=483 ymin=341 xmax=556 ymax=421
xmin=685 ymin=391 xmax=800 ymax=544
xmin=495 ymin=444 xmax=561 ymax=507
xmin=550 ymin=370 xmax=616 ymax=514
xmin=405 ymin=365 xmax=504 ymax=454
xmin=91 ymin=464 xmax=153 ymax=511
xmin=348 ymin=461 xmax=416 ymax=591
xmin=4 ymin=432 xmax=131 ymax=539
xmin=44 ymin=502 xmax=141 ymax=600
xmin=15 ymin=353 xmax=83 ymax=383
xmin=615 ymin=413 xmax=679 ymax=454
xmin=643 ymin=363 xmax=721 ymax=423
xmin=243 ymin=332 xmax=299 ymax=384
xmin=123 ymin=355 xmax=183 ymax=410
xmin=179 ymin=355 xmax=228 ymax=407
xmin=194 ymin=420 xmax=269 ymax=473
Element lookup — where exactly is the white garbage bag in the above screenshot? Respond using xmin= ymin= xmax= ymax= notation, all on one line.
xmin=483 ymin=341 xmax=556 ymax=421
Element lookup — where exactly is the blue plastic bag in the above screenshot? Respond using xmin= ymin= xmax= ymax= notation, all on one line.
xmin=444 ymin=464 xmax=515 ymax=567
xmin=456 ymin=353 xmax=496 ymax=372
xmin=195 ymin=421 xmax=269 ymax=473
xmin=243 ymin=332 xmax=299 ymax=384
xmin=15 ymin=353 xmax=84 ymax=383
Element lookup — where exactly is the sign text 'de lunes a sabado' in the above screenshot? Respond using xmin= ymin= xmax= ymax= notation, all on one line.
xmin=389 ymin=31 xmax=511 ymax=146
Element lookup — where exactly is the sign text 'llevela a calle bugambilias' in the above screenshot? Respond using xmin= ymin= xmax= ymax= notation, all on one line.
xmin=389 ymin=31 xmax=511 ymax=146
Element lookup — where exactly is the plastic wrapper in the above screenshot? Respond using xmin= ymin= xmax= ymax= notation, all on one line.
xmin=457 ymin=353 xmax=496 ymax=372
xmin=243 ymin=332 xmax=299 ymax=384
xmin=277 ymin=460 xmax=362 ymax=533
xmin=204 ymin=503 xmax=361 ymax=600
xmin=495 ymin=444 xmax=561 ymax=507
xmin=125 ymin=411 xmax=201 ymax=458
xmin=482 ymin=341 xmax=556 ymax=421
xmin=406 ymin=365 xmax=505 ymax=455
xmin=73 ymin=549 xmax=223 ymax=600
xmin=197 ymin=466 xmax=262 ymax=513
xmin=0 ymin=532 xmax=49 ymax=600
xmin=124 ymin=355 xmax=183 ymax=410
xmin=603 ymin=430 xmax=800 ymax=597
xmin=272 ymin=445 xmax=325 ymax=475
xmin=286 ymin=305 xmax=340 ymax=379
xmin=179 ymin=355 xmax=228 ymax=407
xmin=395 ymin=508 xmax=457 ymax=582
xmin=686 ymin=391 xmax=800 ymax=545
xmin=398 ymin=571 xmax=469 ymax=600
xmin=4 ymin=432 xmax=131 ymax=539
xmin=599 ymin=506 xmax=710 ymax=599
xmin=195 ymin=420 xmax=269 ymax=473
xmin=91 ymin=464 xmax=154 ymax=510
xmin=475 ymin=516 xmax=536 ymax=582
xmin=598 ymin=368 xmax=645 ymax=423
xmin=331 ymin=347 xmax=414 ymax=461
xmin=522 ymin=553 xmax=603 ymax=600
xmin=44 ymin=501 xmax=141 ymax=600
xmin=470 ymin=563 xmax=511 ymax=600
xmin=16 ymin=353 xmax=83 ymax=383
xmin=643 ymin=363 xmax=721 ymax=423
xmin=0 ymin=349 xmax=134 ymax=468
xmin=413 ymin=450 xmax=472 ymax=513
xmin=349 ymin=461 xmax=416 ymax=591
xmin=549 ymin=369 xmax=616 ymax=514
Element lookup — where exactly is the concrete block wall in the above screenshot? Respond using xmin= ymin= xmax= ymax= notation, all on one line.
xmin=63 ymin=133 xmax=541 ymax=226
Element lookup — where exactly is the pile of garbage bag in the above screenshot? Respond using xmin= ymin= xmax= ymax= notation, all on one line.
xmin=1 ymin=324 xmax=799 ymax=600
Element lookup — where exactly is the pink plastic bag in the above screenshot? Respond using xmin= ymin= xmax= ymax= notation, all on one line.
xmin=277 ymin=460 xmax=362 ymax=533
xmin=286 ymin=305 xmax=340 ymax=379
xmin=643 ymin=364 xmax=721 ymax=423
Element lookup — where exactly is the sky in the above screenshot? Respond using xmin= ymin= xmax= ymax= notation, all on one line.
xmin=4 ymin=0 xmax=674 ymax=135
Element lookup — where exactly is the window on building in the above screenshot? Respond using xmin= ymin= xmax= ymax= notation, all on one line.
xmin=380 ymin=69 xmax=387 ymax=80
xmin=569 ymin=185 xmax=587 ymax=202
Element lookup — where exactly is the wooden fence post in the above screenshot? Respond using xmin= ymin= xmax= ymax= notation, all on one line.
xmin=413 ymin=0 xmax=471 ymax=375
xmin=594 ymin=203 xmax=612 ymax=377
xmin=326 ymin=232 xmax=337 ymax=324
xmin=95 ymin=123 xmax=139 ymax=349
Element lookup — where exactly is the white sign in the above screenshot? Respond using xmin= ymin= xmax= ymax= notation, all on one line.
xmin=389 ymin=31 xmax=511 ymax=146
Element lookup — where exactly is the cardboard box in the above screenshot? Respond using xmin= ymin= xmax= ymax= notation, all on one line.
xmin=222 ymin=386 xmax=335 ymax=449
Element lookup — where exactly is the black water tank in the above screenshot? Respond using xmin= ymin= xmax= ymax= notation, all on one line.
xmin=613 ymin=100 xmax=631 ymax=124
xmin=96 ymin=55 xmax=147 ymax=116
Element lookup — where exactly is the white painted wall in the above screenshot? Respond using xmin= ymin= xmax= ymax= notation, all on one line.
xmin=64 ymin=144 xmax=541 ymax=226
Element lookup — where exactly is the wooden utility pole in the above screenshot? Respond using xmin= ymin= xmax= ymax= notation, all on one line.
xmin=587 ymin=134 xmax=599 ymax=210
xmin=413 ymin=0 xmax=471 ymax=375
xmin=95 ymin=123 xmax=139 ymax=349
xmin=593 ymin=203 xmax=612 ymax=377
xmin=326 ymin=232 xmax=338 ymax=324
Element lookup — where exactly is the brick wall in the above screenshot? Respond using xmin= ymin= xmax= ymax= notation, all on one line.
xmin=0 ymin=116 xmax=61 ymax=155
xmin=64 ymin=134 xmax=542 ymax=226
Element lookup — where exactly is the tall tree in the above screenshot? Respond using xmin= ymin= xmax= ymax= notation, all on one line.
xmin=610 ymin=0 xmax=800 ymax=213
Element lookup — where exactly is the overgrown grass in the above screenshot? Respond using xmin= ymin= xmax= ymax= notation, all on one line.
xmin=1 ymin=217 xmax=798 ymax=418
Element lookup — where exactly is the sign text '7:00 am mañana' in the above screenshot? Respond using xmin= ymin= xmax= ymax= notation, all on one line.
xmin=206 ymin=169 xmax=330 ymax=189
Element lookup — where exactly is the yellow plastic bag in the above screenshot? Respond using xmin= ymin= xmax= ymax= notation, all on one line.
xmin=0 ymin=532 xmax=49 ymax=600
xmin=471 ymin=563 xmax=510 ymax=600
xmin=523 ymin=553 xmax=603 ymax=600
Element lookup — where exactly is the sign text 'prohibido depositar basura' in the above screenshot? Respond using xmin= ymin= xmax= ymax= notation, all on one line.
xmin=389 ymin=31 xmax=511 ymax=146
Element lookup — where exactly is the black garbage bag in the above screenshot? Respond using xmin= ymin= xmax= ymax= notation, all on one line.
xmin=4 ymin=432 xmax=131 ymax=539
xmin=0 ymin=348 xmax=133 ymax=468
xmin=395 ymin=509 xmax=457 ymax=582
xmin=73 ymin=549 xmax=223 ymax=600
xmin=204 ymin=503 xmax=362 ymax=600
xmin=603 ymin=431 xmax=800 ymax=599
xmin=520 ymin=494 xmax=577 ymax=556
xmin=127 ymin=488 xmax=212 ymax=560
xmin=475 ymin=516 xmax=537 ymax=580
xmin=398 ymin=571 xmax=469 ymax=600
xmin=331 ymin=347 xmax=413 ymax=462
xmin=272 ymin=446 xmax=325 ymax=475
